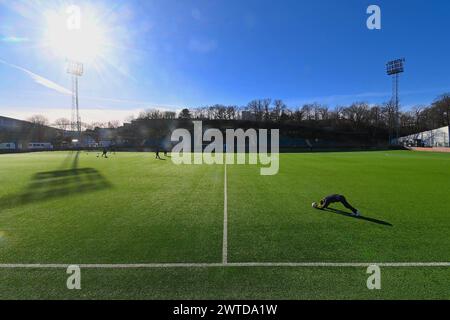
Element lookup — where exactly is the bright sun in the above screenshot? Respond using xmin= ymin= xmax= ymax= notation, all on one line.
xmin=43 ymin=7 xmax=108 ymax=63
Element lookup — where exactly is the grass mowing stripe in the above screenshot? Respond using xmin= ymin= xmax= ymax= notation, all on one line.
xmin=223 ymin=164 xmax=228 ymax=264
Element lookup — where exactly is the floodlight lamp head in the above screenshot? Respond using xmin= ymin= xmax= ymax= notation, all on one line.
xmin=66 ymin=60 xmax=84 ymax=76
xmin=386 ymin=58 xmax=405 ymax=76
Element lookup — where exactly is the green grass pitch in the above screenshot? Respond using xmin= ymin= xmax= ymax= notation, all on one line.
xmin=0 ymin=150 xmax=450 ymax=299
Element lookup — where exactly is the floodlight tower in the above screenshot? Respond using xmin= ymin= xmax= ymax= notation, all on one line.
xmin=67 ymin=60 xmax=84 ymax=145
xmin=386 ymin=58 xmax=405 ymax=144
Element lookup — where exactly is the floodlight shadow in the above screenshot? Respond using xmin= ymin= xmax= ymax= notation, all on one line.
xmin=0 ymin=166 xmax=112 ymax=212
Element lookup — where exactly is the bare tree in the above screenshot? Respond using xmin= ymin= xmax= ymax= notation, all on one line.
xmin=247 ymin=99 xmax=271 ymax=121
xmin=27 ymin=114 xmax=50 ymax=141
xmin=293 ymin=107 xmax=306 ymax=122
xmin=87 ymin=122 xmax=109 ymax=129
xmin=262 ymin=99 xmax=271 ymax=121
xmin=330 ymin=106 xmax=344 ymax=122
xmin=247 ymin=100 xmax=261 ymax=121
xmin=178 ymin=108 xmax=192 ymax=120
xmin=162 ymin=111 xmax=176 ymax=119
xmin=301 ymin=104 xmax=314 ymax=120
xmin=272 ymin=100 xmax=286 ymax=122
xmin=125 ymin=114 xmax=136 ymax=123
xmin=432 ymin=93 xmax=450 ymax=126
xmin=28 ymin=114 xmax=49 ymax=126
xmin=83 ymin=122 xmax=95 ymax=131
xmin=107 ymin=120 xmax=121 ymax=128
xmin=317 ymin=105 xmax=329 ymax=120
xmin=343 ymin=102 xmax=370 ymax=126
xmin=54 ymin=118 xmax=71 ymax=131
xmin=225 ymin=106 xmax=238 ymax=120
xmin=138 ymin=109 xmax=163 ymax=120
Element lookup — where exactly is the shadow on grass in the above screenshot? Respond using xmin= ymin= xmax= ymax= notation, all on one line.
xmin=323 ymin=208 xmax=393 ymax=227
xmin=0 ymin=151 xmax=112 ymax=212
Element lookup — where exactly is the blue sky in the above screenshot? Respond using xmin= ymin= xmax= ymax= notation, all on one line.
xmin=1 ymin=0 xmax=449 ymax=123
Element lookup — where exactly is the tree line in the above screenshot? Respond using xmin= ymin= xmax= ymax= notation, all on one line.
xmin=135 ymin=93 xmax=450 ymax=137
xmin=27 ymin=92 xmax=449 ymax=137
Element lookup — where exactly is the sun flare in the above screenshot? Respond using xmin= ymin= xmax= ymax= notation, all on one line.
xmin=43 ymin=6 xmax=109 ymax=63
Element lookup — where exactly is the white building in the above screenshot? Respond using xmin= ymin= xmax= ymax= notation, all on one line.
xmin=0 ymin=142 xmax=18 ymax=150
xmin=28 ymin=142 xmax=54 ymax=150
xmin=397 ymin=126 xmax=449 ymax=147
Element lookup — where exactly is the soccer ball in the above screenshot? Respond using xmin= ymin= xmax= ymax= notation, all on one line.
xmin=312 ymin=202 xmax=317 ymax=208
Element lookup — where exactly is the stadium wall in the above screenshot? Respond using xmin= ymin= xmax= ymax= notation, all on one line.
xmin=116 ymin=119 xmax=391 ymax=152
xmin=0 ymin=115 xmax=63 ymax=152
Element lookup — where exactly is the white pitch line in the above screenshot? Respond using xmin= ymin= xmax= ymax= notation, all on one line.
xmin=0 ymin=262 xmax=450 ymax=269
xmin=226 ymin=262 xmax=450 ymax=267
xmin=222 ymin=164 xmax=228 ymax=264
xmin=0 ymin=263 xmax=224 ymax=269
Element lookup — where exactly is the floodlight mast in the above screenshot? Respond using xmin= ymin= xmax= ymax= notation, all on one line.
xmin=67 ymin=60 xmax=84 ymax=146
xmin=386 ymin=58 xmax=405 ymax=144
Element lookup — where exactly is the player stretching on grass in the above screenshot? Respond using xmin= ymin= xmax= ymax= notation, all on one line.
xmin=312 ymin=194 xmax=361 ymax=216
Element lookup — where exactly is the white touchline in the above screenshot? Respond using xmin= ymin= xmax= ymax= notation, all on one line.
xmin=222 ymin=164 xmax=228 ymax=264
xmin=0 ymin=262 xmax=450 ymax=269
